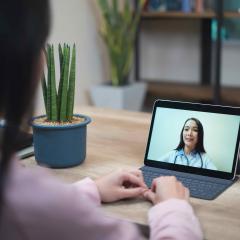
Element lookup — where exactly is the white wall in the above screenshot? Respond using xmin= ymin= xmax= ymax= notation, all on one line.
xmin=140 ymin=19 xmax=240 ymax=86
xmin=222 ymin=41 xmax=240 ymax=87
xmin=140 ymin=19 xmax=201 ymax=83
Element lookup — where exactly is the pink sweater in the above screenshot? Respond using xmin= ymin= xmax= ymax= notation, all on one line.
xmin=1 ymin=159 xmax=203 ymax=239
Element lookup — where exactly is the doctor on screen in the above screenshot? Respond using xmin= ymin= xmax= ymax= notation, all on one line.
xmin=158 ymin=118 xmax=217 ymax=170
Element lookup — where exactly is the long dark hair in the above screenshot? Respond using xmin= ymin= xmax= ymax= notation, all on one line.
xmin=175 ymin=117 xmax=206 ymax=153
xmin=0 ymin=0 xmax=50 ymax=213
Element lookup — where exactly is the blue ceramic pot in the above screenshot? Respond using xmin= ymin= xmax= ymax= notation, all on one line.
xmin=32 ymin=114 xmax=91 ymax=168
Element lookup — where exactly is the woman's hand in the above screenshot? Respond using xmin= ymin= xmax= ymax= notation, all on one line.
xmin=95 ymin=169 xmax=147 ymax=203
xmin=143 ymin=176 xmax=189 ymax=205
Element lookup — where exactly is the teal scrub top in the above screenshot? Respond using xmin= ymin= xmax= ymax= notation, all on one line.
xmin=158 ymin=148 xmax=217 ymax=170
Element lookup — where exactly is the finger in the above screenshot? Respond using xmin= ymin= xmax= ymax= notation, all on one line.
xmin=151 ymin=178 xmax=158 ymax=192
xmin=167 ymin=175 xmax=177 ymax=183
xmin=176 ymin=181 xmax=184 ymax=195
xmin=129 ymin=169 xmax=142 ymax=177
xmin=122 ymin=173 xmax=146 ymax=188
xmin=120 ymin=187 xmax=146 ymax=199
xmin=151 ymin=176 xmax=165 ymax=192
xmin=185 ymin=187 xmax=190 ymax=201
xmin=177 ymin=181 xmax=184 ymax=188
xmin=129 ymin=170 xmax=147 ymax=188
xmin=143 ymin=190 xmax=156 ymax=203
xmin=130 ymin=169 xmax=144 ymax=180
xmin=177 ymin=182 xmax=188 ymax=199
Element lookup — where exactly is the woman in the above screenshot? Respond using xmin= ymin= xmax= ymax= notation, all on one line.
xmin=158 ymin=118 xmax=217 ymax=170
xmin=0 ymin=1 xmax=202 ymax=239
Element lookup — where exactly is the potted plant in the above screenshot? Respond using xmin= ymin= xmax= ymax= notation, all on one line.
xmin=32 ymin=44 xmax=91 ymax=168
xmin=90 ymin=0 xmax=146 ymax=111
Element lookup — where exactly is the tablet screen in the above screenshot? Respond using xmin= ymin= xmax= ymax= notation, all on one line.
xmin=145 ymin=100 xmax=240 ymax=178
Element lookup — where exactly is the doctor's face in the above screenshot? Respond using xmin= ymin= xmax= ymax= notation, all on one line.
xmin=182 ymin=120 xmax=198 ymax=150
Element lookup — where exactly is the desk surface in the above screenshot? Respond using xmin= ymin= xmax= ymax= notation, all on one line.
xmin=23 ymin=106 xmax=240 ymax=240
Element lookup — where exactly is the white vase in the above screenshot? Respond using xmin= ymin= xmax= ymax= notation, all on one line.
xmin=90 ymin=82 xmax=147 ymax=111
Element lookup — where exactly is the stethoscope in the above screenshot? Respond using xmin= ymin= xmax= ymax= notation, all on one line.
xmin=174 ymin=151 xmax=203 ymax=168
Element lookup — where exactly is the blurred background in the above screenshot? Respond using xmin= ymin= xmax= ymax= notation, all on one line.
xmin=35 ymin=0 xmax=240 ymax=114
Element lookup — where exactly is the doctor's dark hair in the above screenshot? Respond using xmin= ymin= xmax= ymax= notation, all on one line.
xmin=175 ymin=118 xmax=206 ymax=153
xmin=0 ymin=0 xmax=50 ymax=216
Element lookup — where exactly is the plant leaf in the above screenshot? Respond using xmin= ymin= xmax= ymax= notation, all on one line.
xmin=59 ymin=44 xmax=70 ymax=121
xmin=46 ymin=44 xmax=52 ymax=120
xmin=98 ymin=0 xmax=143 ymax=86
xmin=49 ymin=45 xmax=58 ymax=121
xmin=41 ymin=73 xmax=48 ymax=116
xmin=66 ymin=44 xmax=76 ymax=120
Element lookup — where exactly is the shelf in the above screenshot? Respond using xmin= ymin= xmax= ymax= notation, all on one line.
xmin=141 ymin=10 xmax=216 ymax=19
xmin=136 ymin=1 xmax=240 ymax=106
xmin=223 ymin=39 xmax=240 ymax=47
xmin=147 ymin=81 xmax=240 ymax=105
xmin=148 ymin=82 xmax=212 ymax=101
xmin=224 ymin=11 xmax=240 ymax=19
xmin=141 ymin=11 xmax=240 ymax=19
xmin=221 ymin=86 xmax=240 ymax=105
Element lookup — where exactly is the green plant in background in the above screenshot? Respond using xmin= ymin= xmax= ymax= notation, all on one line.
xmin=41 ymin=43 xmax=76 ymax=122
xmin=98 ymin=0 xmax=144 ymax=86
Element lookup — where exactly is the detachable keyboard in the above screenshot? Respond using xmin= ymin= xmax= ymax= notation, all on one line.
xmin=141 ymin=166 xmax=236 ymax=200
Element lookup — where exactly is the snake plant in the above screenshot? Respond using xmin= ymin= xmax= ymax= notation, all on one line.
xmin=41 ymin=43 xmax=76 ymax=122
xmin=98 ymin=0 xmax=144 ymax=86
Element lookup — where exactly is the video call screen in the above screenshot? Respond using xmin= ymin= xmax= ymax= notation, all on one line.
xmin=147 ymin=107 xmax=240 ymax=173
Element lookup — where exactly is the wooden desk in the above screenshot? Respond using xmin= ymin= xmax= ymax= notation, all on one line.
xmin=23 ymin=106 xmax=240 ymax=240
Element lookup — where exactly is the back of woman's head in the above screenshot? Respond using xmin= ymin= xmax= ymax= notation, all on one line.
xmin=0 ymin=0 xmax=50 ymax=208
xmin=0 ymin=0 xmax=50 ymax=122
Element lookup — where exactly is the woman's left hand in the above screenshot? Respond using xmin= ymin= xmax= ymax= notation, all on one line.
xmin=95 ymin=169 xmax=147 ymax=203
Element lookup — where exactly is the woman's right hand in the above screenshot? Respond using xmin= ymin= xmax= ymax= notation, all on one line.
xmin=143 ymin=176 xmax=189 ymax=205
